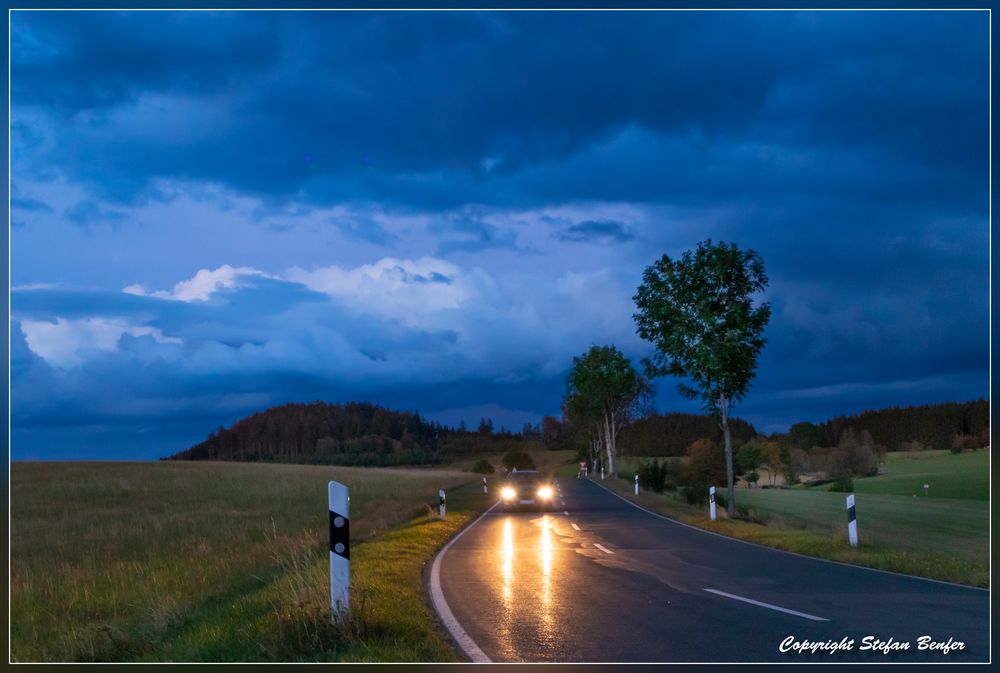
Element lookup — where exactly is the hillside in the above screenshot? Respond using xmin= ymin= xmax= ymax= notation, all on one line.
xmin=166 ymin=401 xmax=534 ymax=466
xmin=812 ymin=399 xmax=988 ymax=451
xmin=618 ymin=412 xmax=757 ymax=457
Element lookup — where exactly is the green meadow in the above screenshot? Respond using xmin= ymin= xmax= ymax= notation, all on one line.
xmin=10 ymin=461 xmax=491 ymax=662
xmin=606 ymin=449 xmax=989 ymax=586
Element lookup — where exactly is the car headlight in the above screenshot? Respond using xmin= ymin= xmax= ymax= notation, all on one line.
xmin=501 ymin=487 xmax=516 ymax=500
xmin=537 ymin=486 xmax=553 ymax=500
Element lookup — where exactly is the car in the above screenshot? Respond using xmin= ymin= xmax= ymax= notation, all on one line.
xmin=498 ymin=469 xmax=556 ymax=511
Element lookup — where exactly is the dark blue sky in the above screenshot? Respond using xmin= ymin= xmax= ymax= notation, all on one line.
xmin=9 ymin=10 xmax=989 ymax=459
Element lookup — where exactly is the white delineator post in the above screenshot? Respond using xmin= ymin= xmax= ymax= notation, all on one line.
xmin=328 ymin=480 xmax=350 ymax=621
xmin=709 ymin=486 xmax=717 ymax=521
xmin=924 ymin=483 xmax=929 ymax=497
xmin=483 ymin=477 xmax=488 ymax=494
xmin=634 ymin=474 xmax=639 ymax=495
xmin=439 ymin=489 xmax=446 ymax=519
xmin=846 ymin=494 xmax=858 ymax=547
xmin=601 ymin=467 xmax=605 ymax=480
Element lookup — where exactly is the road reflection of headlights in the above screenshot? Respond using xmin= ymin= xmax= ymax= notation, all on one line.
xmin=537 ymin=486 xmax=553 ymax=500
xmin=501 ymin=487 xmax=517 ymax=500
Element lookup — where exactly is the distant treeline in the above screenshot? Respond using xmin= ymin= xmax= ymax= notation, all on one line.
xmin=166 ymin=401 xmax=539 ymax=466
xmin=617 ymin=413 xmax=757 ymax=457
xmin=168 ymin=398 xmax=989 ymax=467
xmin=807 ymin=398 xmax=989 ymax=452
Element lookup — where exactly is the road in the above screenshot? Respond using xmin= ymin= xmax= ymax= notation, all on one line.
xmin=431 ymin=476 xmax=990 ymax=663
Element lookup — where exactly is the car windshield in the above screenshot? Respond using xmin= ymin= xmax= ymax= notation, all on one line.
xmin=507 ymin=472 xmax=543 ymax=486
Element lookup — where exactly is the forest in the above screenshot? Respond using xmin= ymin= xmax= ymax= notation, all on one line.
xmin=166 ymin=398 xmax=988 ymax=467
xmin=166 ymin=401 xmax=537 ymax=466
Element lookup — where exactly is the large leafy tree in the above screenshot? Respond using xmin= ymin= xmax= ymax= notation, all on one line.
xmin=633 ymin=240 xmax=770 ymax=516
xmin=562 ymin=345 xmax=651 ymax=476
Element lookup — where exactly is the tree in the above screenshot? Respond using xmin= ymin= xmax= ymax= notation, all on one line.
xmin=633 ymin=240 xmax=771 ymax=516
xmin=760 ymin=439 xmax=785 ymax=486
xmin=562 ymin=344 xmax=651 ymax=476
xmin=735 ymin=441 xmax=762 ymax=484
xmin=788 ymin=421 xmax=821 ymax=450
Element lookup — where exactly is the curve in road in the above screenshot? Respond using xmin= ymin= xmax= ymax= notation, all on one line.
xmin=429 ymin=476 xmax=989 ymax=663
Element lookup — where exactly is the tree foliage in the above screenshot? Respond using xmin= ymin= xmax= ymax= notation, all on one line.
xmin=562 ymin=344 xmax=651 ymax=476
xmin=633 ymin=240 xmax=771 ymax=515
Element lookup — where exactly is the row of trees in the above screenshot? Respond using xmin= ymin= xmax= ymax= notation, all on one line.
xmin=781 ymin=400 xmax=989 ymax=453
xmin=563 ymin=240 xmax=771 ymax=516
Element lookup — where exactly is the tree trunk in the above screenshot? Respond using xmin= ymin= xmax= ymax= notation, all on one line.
xmin=602 ymin=412 xmax=616 ymax=476
xmin=720 ymin=393 xmax=735 ymax=516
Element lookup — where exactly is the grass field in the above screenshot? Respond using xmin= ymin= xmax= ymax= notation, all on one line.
xmin=602 ymin=448 xmax=990 ymax=587
xmin=852 ymin=449 xmax=989 ymax=500
xmin=10 ymin=461 xmax=493 ymax=662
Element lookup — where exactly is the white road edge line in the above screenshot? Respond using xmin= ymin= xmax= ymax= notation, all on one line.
xmin=429 ymin=502 xmax=498 ymax=663
xmin=594 ymin=543 xmax=615 ymax=555
xmin=586 ymin=478 xmax=989 ymax=593
xmin=703 ymin=588 xmax=828 ymax=622
xmin=571 ymin=523 xmax=581 ymax=531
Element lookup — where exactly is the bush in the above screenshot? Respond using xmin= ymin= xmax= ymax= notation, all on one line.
xmin=637 ymin=459 xmax=669 ymax=493
xmin=681 ymin=483 xmax=724 ymax=507
xmin=951 ymin=434 xmax=980 ymax=454
xmin=470 ymin=459 xmax=495 ymax=474
xmin=682 ymin=486 xmax=704 ymax=505
xmin=685 ymin=438 xmax=727 ymax=486
xmin=828 ymin=474 xmax=854 ymax=492
xmin=501 ymin=450 xmax=536 ymax=471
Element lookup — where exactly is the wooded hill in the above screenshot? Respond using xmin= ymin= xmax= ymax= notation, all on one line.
xmin=811 ymin=398 xmax=989 ymax=451
xmin=617 ymin=412 xmax=758 ymax=457
xmin=165 ymin=401 xmax=536 ymax=466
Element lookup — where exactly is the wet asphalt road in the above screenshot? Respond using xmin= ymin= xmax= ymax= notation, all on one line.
xmin=435 ymin=476 xmax=989 ymax=663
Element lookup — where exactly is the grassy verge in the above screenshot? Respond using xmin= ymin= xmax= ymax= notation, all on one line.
xmin=597 ymin=475 xmax=989 ymax=588
xmin=11 ymin=461 xmax=494 ymax=662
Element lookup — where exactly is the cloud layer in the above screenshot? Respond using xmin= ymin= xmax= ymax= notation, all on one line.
xmin=9 ymin=10 xmax=989 ymax=458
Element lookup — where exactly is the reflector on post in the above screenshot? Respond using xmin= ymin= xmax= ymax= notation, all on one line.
xmin=328 ymin=480 xmax=350 ymax=621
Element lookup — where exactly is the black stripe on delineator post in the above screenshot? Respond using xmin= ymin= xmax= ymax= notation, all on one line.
xmin=329 ymin=510 xmax=350 ymax=559
xmin=847 ymin=505 xmax=856 ymax=523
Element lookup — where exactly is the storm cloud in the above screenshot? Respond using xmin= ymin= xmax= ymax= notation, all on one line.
xmin=9 ymin=10 xmax=989 ymax=458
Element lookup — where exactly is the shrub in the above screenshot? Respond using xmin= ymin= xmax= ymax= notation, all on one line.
xmin=681 ymin=483 xmax=725 ymax=507
xmin=501 ymin=450 xmax=536 ymax=471
xmin=828 ymin=474 xmax=854 ymax=492
xmin=637 ymin=459 xmax=669 ymax=493
xmin=470 ymin=459 xmax=495 ymax=474
xmin=951 ymin=434 xmax=980 ymax=454
xmin=684 ymin=438 xmax=726 ymax=486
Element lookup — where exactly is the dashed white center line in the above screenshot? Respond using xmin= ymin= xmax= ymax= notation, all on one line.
xmin=594 ymin=543 xmax=615 ymax=555
xmin=571 ymin=523 xmax=581 ymax=531
xmin=702 ymin=588 xmax=828 ymax=622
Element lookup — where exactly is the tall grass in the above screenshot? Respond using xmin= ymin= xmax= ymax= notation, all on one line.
xmin=11 ymin=461 xmax=483 ymax=662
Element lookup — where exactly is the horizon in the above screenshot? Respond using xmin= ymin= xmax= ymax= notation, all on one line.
xmin=9 ymin=10 xmax=990 ymax=460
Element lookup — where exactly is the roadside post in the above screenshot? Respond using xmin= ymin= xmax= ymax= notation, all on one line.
xmin=601 ymin=467 xmax=605 ymax=480
xmin=328 ymin=480 xmax=350 ymax=621
xmin=439 ymin=489 xmax=447 ymax=519
xmin=483 ymin=477 xmax=488 ymax=493
xmin=634 ymin=474 xmax=639 ymax=495
xmin=709 ymin=486 xmax=717 ymax=521
xmin=846 ymin=494 xmax=858 ymax=547
xmin=924 ymin=483 xmax=929 ymax=497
